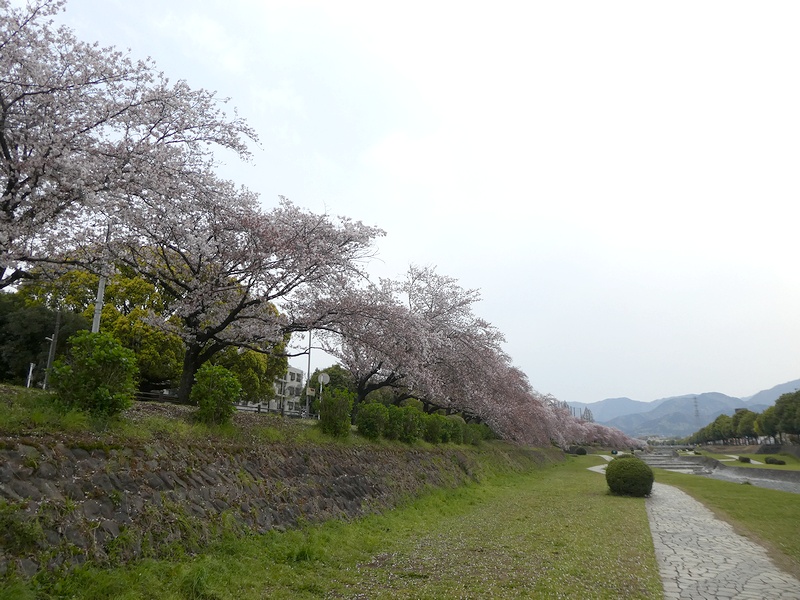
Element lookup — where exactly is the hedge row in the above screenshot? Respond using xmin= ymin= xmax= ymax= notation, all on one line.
xmin=355 ymin=402 xmax=493 ymax=445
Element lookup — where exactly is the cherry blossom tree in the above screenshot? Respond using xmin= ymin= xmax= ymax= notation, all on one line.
xmin=319 ymin=265 xmax=643 ymax=448
xmin=107 ymin=182 xmax=383 ymax=403
xmin=0 ymin=0 xmax=256 ymax=287
xmin=318 ymin=266 xmax=511 ymax=418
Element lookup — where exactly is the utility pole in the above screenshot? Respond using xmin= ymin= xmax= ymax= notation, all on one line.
xmin=42 ymin=310 xmax=61 ymax=390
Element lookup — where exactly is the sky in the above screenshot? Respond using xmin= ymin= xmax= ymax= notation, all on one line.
xmin=44 ymin=0 xmax=800 ymax=404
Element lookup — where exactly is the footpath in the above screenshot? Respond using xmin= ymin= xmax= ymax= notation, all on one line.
xmin=593 ymin=455 xmax=800 ymax=599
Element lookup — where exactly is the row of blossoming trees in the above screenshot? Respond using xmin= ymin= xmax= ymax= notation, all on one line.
xmin=0 ymin=0 xmax=642 ymax=449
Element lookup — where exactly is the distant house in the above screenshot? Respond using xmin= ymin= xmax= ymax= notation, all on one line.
xmin=271 ymin=366 xmax=305 ymax=415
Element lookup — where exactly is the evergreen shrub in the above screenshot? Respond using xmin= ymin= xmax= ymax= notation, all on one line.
xmin=464 ymin=423 xmax=492 ymax=445
xmin=190 ymin=363 xmax=241 ymax=425
xmin=50 ymin=330 xmax=138 ymax=417
xmin=445 ymin=415 xmax=465 ymax=444
xmin=398 ymin=405 xmax=423 ymax=443
xmin=576 ymin=447 xmax=588 ymax=455
xmin=384 ymin=405 xmax=402 ymax=440
xmin=383 ymin=405 xmax=423 ymax=443
xmin=356 ymin=402 xmax=388 ymax=440
xmin=401 ymin=398 xmax=424 ymax=412
xmin=319 ymin=388 xmax=354 ymax=438
xmin=422 ymin=413 xmax=449 ymax=443
xmin=765 ymin=456 xmax=786 ymax=465
xmin=738 ymin=456 xmax=751 ymax=463
xmin=605 ymin=455 xmax=654 ymax=497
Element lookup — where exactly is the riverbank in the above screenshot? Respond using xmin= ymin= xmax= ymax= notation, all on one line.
xmin=6 ymin=455 xmax=663 ymax=600
xmin=0 ymin=398 xmax=562 ymax=585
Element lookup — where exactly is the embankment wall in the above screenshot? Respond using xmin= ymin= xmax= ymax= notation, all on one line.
xmin=0 ymin=434 xmax=560 ymax=580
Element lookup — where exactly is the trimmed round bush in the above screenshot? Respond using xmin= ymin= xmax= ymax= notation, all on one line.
xmin=575 ymin=447 xmax=588 ymax=456
xmin=356 ymin=402 xmax=389 ymax=440
xmin=50 ymin=330 xmax=138 ymax=417
xmin=738 ymin=456 xmax=751 ymax=463
xmin=605 ymin=456 xmax=654 ymax=497
xmin=765 ymin=456 xmax=786 ymax=465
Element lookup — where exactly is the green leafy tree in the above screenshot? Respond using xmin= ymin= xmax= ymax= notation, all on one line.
xmin=0 ymin=291 xmax=88 ymax=385
xmin=309 ymin=364 xmax=357 ymax=395
xmin=309 ymin=364 xmax=357 ymax=416
xmin=734 ymin=410 xmax=758 ymax=444
xmin=50 ymin=331 xmax=138 ymax=417
xmin=710 ymin=414 xmax=734 ymax=444
xmin=755 ymin=406 xmax=779 ymax=443
xmin=774 ymin=391 xmax=800 ymax=436
xmin=190 ymin=363 xmax=241 ymax=425
xmin=213 ymin=346 xmax=287 ymax=404
xmin=18 ymin=268 xmax=184 ymax=388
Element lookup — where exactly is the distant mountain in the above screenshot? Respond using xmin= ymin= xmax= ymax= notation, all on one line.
xmin=743 ymin=380 xmax=800 ymax=405
xmin=566 ymin=397 xmax=668 ymax=423
xmin=568 ymin=379 xmax=799 ymax=439
xmin=603 ymin=392 xmax=766 ymax=438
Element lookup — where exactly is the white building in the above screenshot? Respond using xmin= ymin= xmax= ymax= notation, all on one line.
xmin=271 ymin=366 xmax=305 ymax=415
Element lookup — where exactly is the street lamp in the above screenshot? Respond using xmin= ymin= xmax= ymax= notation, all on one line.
xmin=304 ymin=330 xmax=312 ymax=417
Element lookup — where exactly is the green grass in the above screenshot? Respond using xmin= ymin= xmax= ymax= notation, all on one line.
xmin=654 ymin=468 xmax=800 ymax=577
xmin=17 ymin=455 xmax=661 ymax=600
xmin=0 ymin=384 xmax=326 ymax=446
xmin=0 ymin=385 xmax=90 ymax=434
xmin=693 ymin=449 xmax=800 ymax=470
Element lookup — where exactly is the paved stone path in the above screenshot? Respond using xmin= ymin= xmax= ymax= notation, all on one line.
xmin=647 ymin=482 xmax=800 ymax=599
xmin=591 ymin=457 xmax=800 ymax=598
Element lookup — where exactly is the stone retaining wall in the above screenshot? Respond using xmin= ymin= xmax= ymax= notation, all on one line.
xmin=0 ymin=435 xmax=556 ymax=580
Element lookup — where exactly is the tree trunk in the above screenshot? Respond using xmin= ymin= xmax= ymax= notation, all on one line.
xmin=177 ymin=343 xmax=203 ymax=404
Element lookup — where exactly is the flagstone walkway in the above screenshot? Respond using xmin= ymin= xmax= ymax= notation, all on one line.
xmin=591 ymin=456 xmax=800 ymax=599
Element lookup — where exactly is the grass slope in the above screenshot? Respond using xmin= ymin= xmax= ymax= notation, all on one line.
xmin=692 ymin=450 xmax=800 ymax=470
xmin=9 ymin=456 xmax=662 ymax=600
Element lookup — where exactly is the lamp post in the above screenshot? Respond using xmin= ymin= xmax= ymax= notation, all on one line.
xmin=304 ymin=330 xmax=312 ymax=418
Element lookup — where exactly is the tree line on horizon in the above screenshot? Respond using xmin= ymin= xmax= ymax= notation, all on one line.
xmin=0 ymin=0 xmax=642 ymax=450
xmin=685 ymin=391 xmax=800 ymax=446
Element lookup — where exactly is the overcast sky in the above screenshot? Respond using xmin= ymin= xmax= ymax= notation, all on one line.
xmin=49 ymin=0 xmax=800 ymax=404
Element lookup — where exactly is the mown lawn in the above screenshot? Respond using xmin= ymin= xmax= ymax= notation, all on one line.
xmin=6 ymin=455 xmax=662 ymax=600
xmin=699 ymin=451 xmax=800 ymax=470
